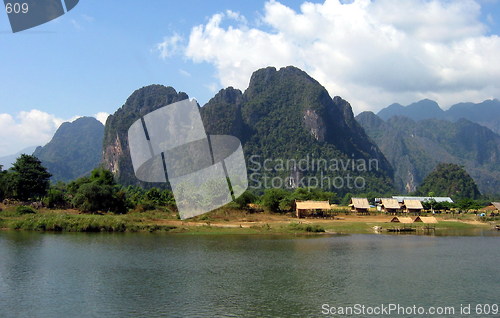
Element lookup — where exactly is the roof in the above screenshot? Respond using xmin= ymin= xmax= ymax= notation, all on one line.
xmin=296 ymin=201 xmax=331 ymax=210
xmin=414 ymin=216 xmax=438 ymax=224
xmin=390 ymin=217 xmax=413 ymax=223
xmin=481 ymin=205 xmax=497 ymax=212
xmin=381 ymin=198 xmax=400 ymax=209
xmin=350 ymin=198 xmax=370 ymax=209
xmin=404 ymin=199 xmax=423 ymax=210
xmin=492 ymin=202 xmax=500 ymax=210
xmin=393 ymin=196 xmax=454 ymax=203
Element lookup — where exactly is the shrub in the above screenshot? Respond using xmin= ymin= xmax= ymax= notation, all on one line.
xmin=16 ymin=205 xmax=36 ymax=215
xmin=287 ymin=222 xmax=325 ymax=232
xmin=261 ymin=188 xmax=290 ymax=212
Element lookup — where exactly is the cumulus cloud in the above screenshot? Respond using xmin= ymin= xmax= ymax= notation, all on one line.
xmin=0 ymin=110 xmax=85 ymax=157
xmin=94 ymin=112 xmax=110 ymax=125
xmin=156 ymin=33 xmax=183 ymax=59
xmin=181 ymin=0 xmax=500 ymax=112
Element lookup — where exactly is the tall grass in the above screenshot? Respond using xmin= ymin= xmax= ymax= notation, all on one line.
xmin=4 ymin=213 xmax=176 ymax=233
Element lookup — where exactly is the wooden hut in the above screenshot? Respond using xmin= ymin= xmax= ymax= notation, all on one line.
xmin=380 ymin=198 xmax=401 ymax=213
xmin=414 ymin=216 xmax=438 ymax=223
xmin=349 ymin=198 xmax=370 ymax=214
xmin=390 ymin=216 xmax=413 ymax=223
xmin=403 ymin=199 xmax=423 ymax=214
xmin=295 ymin=200 xmax=331 ymax=218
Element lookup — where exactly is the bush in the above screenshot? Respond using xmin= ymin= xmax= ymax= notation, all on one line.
xmin=261 ymin=188 xmax=290 ymax=212
xmin=287 ymin=222 xmax=325 ymax=232
xmin=16 ymin=205 xmax=36 ymax=215
xmin=233 ymin=190 xmax=258 ymax=209
xmin=44 ymin=188 xmax=69 ymax=208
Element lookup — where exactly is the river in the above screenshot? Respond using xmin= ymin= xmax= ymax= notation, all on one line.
xmin=0 ymin=231 xmax=499 ymax=317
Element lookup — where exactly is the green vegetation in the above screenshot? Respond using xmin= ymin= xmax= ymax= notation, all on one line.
xmin=102 ymin=85 xmax=189 ymax=187
xmin=1 ymin=155 xmax=51 ymax=201
xmin=0 ymin=212 xmax=177 ymax=233
xmin=287 ymin=222 xmax=325 ymax=233
xmin=16 ymin=205 xmax=36 ymax=215
xmin=69 ymin=168 xmax=128 ymax=214
xmin=101 ymin=67 xmax=394 ymax=195
xmin=0 ymin=151 xmax=496 ymax=235
xmin=416 ymin=163 xmax=481 ymax=200
xmin=356 ymin=112 xmax=500 ymax=196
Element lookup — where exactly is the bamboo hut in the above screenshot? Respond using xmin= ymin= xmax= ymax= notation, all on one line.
xmin=414 ymin=216 xmax=438 ymax=223
xmin=403 ymin=199 xmax=423 ymax=214
xmin=349 ymin=198 xmax=370 ymax=213
xmin=390 ymin=216 xmax=413 ymax=223
xmin=295 ymin=200 xmax=331 ymax=218
xmin=380 ymin=198 xmax=401 ymax=213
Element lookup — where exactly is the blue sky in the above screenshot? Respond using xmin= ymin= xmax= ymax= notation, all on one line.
xmin=1 ymin=0 xmax=500 ymax=156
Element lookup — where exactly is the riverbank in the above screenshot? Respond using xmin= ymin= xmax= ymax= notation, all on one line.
xmin=0 ymin=204 xmax=497 ymax=235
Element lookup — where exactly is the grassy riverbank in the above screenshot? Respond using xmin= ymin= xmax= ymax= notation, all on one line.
xmin=0 ymin=204 xmax=496 ymax=235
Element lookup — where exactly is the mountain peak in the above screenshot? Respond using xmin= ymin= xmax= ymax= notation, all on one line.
xmin=378 ymin=99 xmax=444 ymax=121
xmin=33 ymin=117 xmax=104 ymax=182
xmin=102 ymin=84 xmax=190 ymax=186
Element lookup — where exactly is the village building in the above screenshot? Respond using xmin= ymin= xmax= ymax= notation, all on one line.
xmin=349 ymin=198 xmax=370 ymax=213
xmin=295 ymin=200 xmax=331 ymax=218
xmin=414 ymin=216 xmax=438 ymax=223
xmin=379 ymin=198 xmax=401 ymax=213
xmin=392 ymin=196 xmax=453 ymax=204
xmin=403 ymin=199 xmax=424 ymax=214
xmin=390 ymin=216 xmax=413 ymax=223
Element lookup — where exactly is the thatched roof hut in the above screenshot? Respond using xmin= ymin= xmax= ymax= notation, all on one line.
xmin=349 ymin=198 xmax=370 ymax=213
xmin=414 ymin=216 xmax=438 ymax=223
xmin=404 ymin=199 xmax=423 ymax=213
xmin=380 ymin=198 xmax=400 ymax=212
xmin=295 ymin=200 xmax=331 ymax=218
xmin=390 ymin=216 xmax=413 ymax=224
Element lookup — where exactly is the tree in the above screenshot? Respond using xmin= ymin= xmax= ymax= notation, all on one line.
xmin=70 ymin=167 xmax=128 ymax=214
xmin=0 ymin=165 xmax=5 ymax=200
xmin=416 ymin=163 xmax=481 ymax=200
xmin=456 ymin=198 xmax=483 ymax=212
xmin=233 ymin=190 xmax=258 ymax=209
xmin=261 ymin=188 xmax=290 ymax=212
xmin=8 ymin=155 xmax=51 ymax=201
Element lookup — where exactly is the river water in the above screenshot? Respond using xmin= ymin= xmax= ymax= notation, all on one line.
xmin=0 ymin=231 xmax=499 ymax=317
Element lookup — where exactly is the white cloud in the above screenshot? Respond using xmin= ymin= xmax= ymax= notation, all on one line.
xmin=94 ymin=112 xmax=110 ymax=125
xmin=181 ymin=0 xmax=500 ymax=113
xmin=0 ymin=110 xmax=80 ymax=157
xmin=179 ymin=69 xmax=192 ymax=77
xmin=156 ymin=33 xmax=183 ymax=59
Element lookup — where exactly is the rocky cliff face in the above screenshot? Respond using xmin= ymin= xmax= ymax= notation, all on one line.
xmin=102 ymin=67 xmax=394 ymax=194
xmin=202 ymin=66 xmax=394 ymax=194
xmin=102 ymin=85 xmax=188 ymax=186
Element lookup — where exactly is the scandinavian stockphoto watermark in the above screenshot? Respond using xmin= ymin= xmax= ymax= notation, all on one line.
xmin=248 ymin=154 xmax=379 ymax=190
xmin=127 ymin=99 xmax=248 ymax=220
xmin=4 ymin=0 xmax=79 ymax=33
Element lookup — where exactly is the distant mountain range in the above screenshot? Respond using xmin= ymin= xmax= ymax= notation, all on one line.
xmin=356 ymin=112 xmax=500 ymax=195
xmin=33 ymin=117 xmax=104 ymax=182
xmin=0 ymin=146 xmax=37 ymax=169
xmin=378 ymin=98 xmax=500 ymax=135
